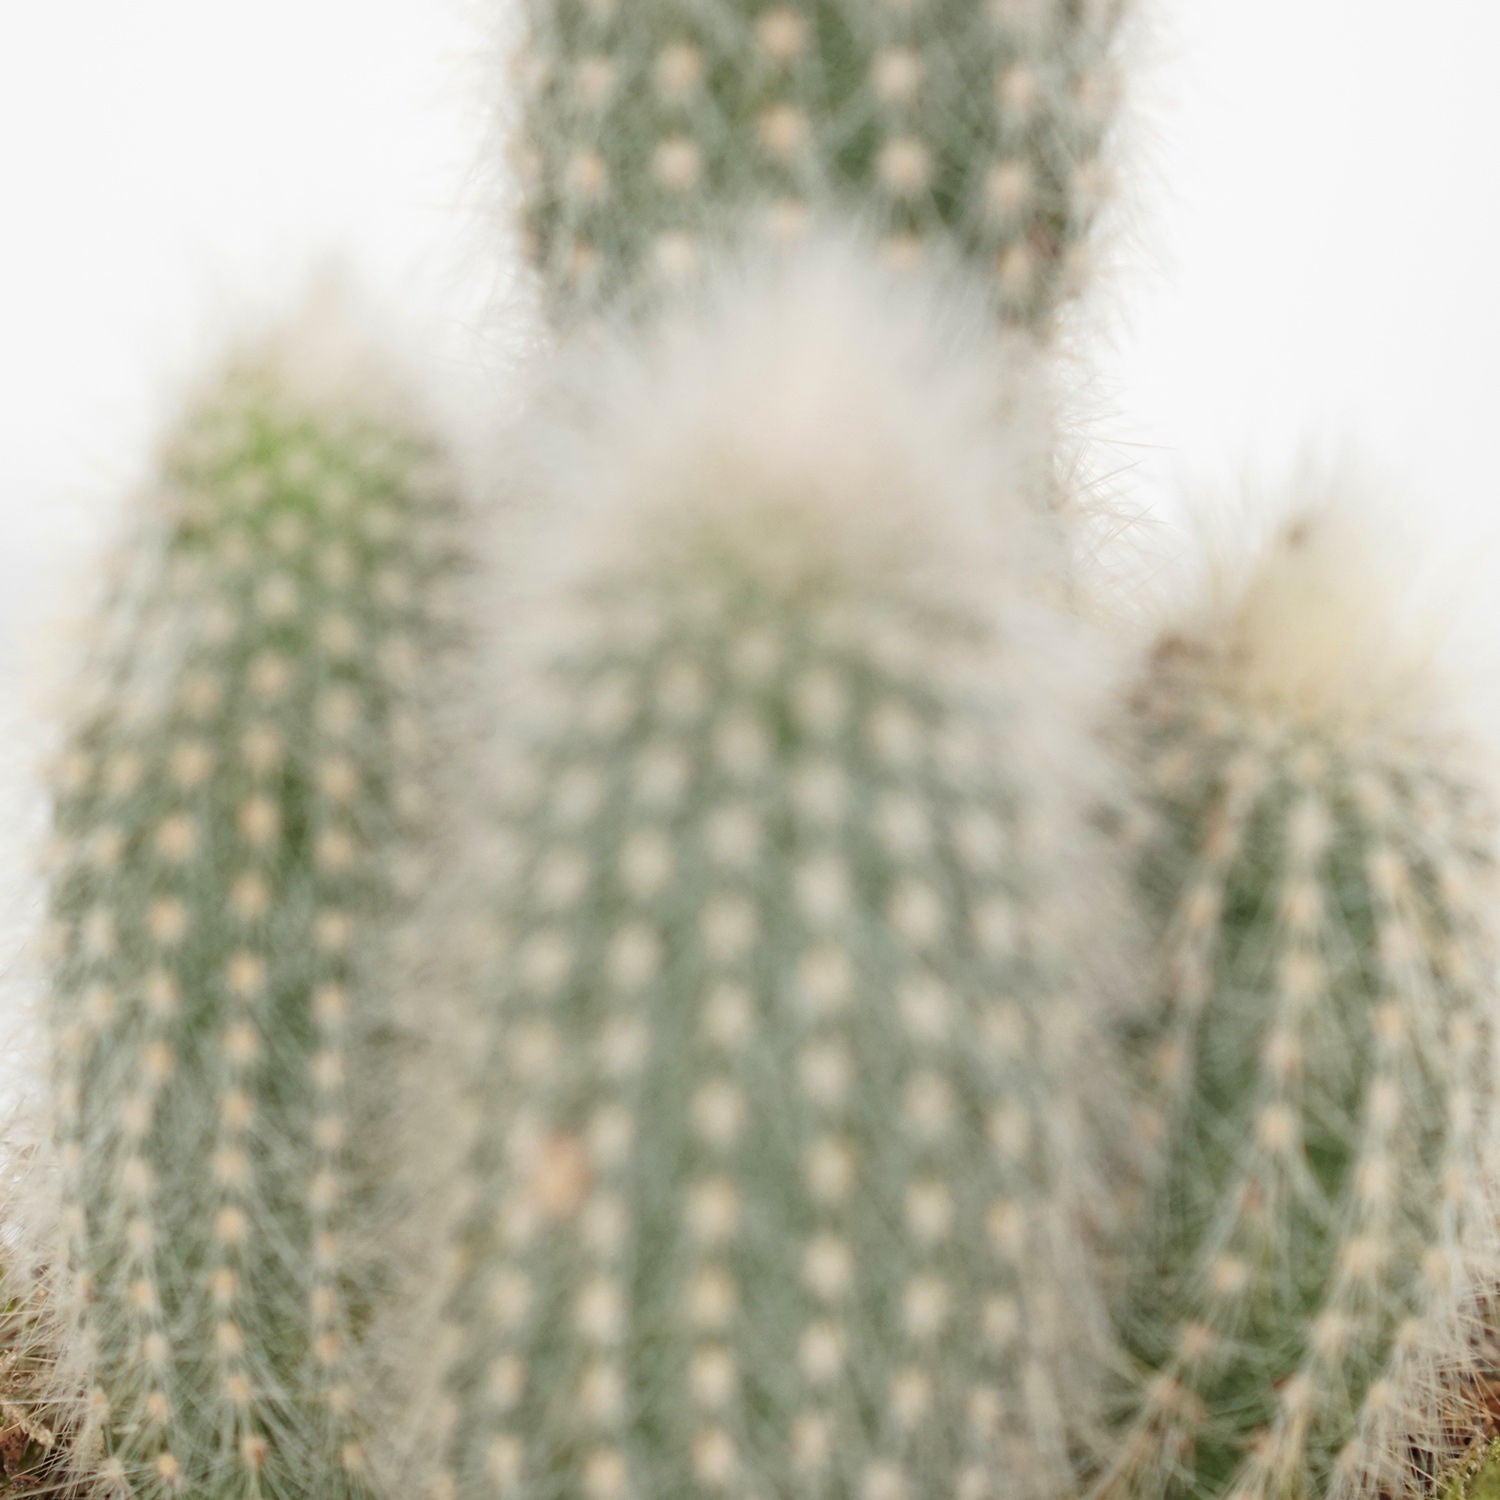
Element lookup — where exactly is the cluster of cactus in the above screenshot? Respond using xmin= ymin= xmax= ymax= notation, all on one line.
xmin=12 ymin=3 xmax=1500 ymax=1500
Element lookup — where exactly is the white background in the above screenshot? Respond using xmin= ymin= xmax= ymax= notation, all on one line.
xmin=1 ymin=0 xmax=1499 ymax=956
xmin=5 ymin=0 xmax=1500 ymax=602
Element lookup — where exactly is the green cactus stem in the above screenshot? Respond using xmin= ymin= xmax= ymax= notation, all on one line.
xmin=511 ymin=0 xmax=1128 ymax=332
xmin=43 ymin=297 xmax=461 ymax=1500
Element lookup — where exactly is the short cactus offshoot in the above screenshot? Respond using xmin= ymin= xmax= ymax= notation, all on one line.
xmin=1108 ymin=513 xmax=1500 ymax=1500
xmin=512 ymin=0 xmax=1127 ymax=330
xmin=43 ymin=303 xmax=460 ymax=1499
xmin=409 ymin=251 xmax=1135 ymax=1500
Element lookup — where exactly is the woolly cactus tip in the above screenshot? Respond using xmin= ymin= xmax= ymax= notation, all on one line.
xmin=1161 ymin=500 xmax=1462 ymax=744
xmin=508 ymin=233 xmax=1068 ymax=627
xmin=201 ymin=268 xmax=421 ymax=418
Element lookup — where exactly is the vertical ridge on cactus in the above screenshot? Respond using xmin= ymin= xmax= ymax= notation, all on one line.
xmin=1110 ymin=512 xmax=1500 ymax=1500
xmin=42 ymin=298 xmax=462 ymax=1500
xmin=510 ymin=0 xmax=1128 ymax=331
xmin=398 ymin=245 xmax=1137 ymax=1500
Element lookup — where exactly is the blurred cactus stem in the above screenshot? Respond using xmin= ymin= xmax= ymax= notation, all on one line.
xmin=1110 ymin=509 xmax=1500 ymax=1500
xmin=43 ymin=285 xmax=463 ymax=1499
xmin=510 ymin=0 xmax=1130 ymax=332
xmin=399 ymin=242 xmax=1140 ymax=1500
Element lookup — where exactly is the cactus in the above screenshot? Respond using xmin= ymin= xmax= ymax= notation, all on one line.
xmin=401 ymin=247 xmax=1135 ymax=1500
xmin=510 ymin=0 xmax=1128 ymax=331
xmin=1444 ymin=1442 xmax=1500 ymax=1500
xmin=42 ymin=296 xmax=460 ymax=1499
xmin=0 ymin=1278 xmax=65 ymax=1495
xmin=1107 ymin=513 xmax=1500 ymax=1500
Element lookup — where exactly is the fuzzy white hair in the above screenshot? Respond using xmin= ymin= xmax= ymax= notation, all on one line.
xmin=492 ymin=230 xmax=1073 ymax=648
xmin=1160 ymin=478 xmax=1495 ymax=758
xmin=479 ymin=236 xmax=1139 ymax=995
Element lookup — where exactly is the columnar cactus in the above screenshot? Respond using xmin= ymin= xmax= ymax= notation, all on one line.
xmin=404 ymin=247 xmax=1136 ymax=1500
xmin=1108 ymin=513 xmax=1500 ymax=1500
xmin=511 ymin=0 xmax=1128 ymax=331
xmin=43 ymin=299 xmax=460 ymax=1499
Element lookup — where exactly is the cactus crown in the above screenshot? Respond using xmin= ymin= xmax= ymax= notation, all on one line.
xmin=512 ymin=0 xmax=1126 ymax=330
xmin=44 ymin=320 xmax=459 ymax=1500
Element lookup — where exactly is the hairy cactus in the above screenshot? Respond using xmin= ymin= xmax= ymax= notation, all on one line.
xmin=1108 ymin=513 xmax=1500 ymax=1500
xmin=511 ymin=0 xmax=1128 ymax=331
xmin=42 ymin=297 xmax=460 ymax=1499
xmin=400 ymin=247 xmax=1135 ymax=1500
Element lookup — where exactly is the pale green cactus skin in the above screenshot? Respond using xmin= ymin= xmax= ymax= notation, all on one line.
xmin=1108 ymin=542 xmax=1500 ymax=1500
xmin=415 ymin=510 xmax=1127 ymax=1500
xmin=43 ymin=337 xmax=459 ymax=1500
xmin=512 ymin=0 xmax=1126 ymax=330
